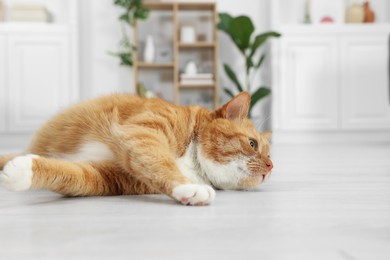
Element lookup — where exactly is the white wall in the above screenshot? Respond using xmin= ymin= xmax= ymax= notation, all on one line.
xmin=79 ymin=0 xmax=272 ymax=127
xmin=79 ymin=0 xmax=132 ymax=99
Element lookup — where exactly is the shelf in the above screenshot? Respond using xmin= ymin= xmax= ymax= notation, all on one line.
xmin=0 ymin=23 xmax=69 ymax=33
xmin=179 ymin=84 xmax=216 ymax=89
xmin=179 ymin=42 xmax=215 ymax=49
xmin=277 ymin=24 xmax=390 ymax=34
xmin=144 ymin=2 xmax=215 ymax=11
xmin=143 ymin=2 xmax=174 ymax=11
xmin=178 ymin=3 xmax=215 ymax=11
xmin=137 ymin=62 xmax=174 ymax=69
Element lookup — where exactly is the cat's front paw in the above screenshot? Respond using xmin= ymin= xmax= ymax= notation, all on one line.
xmin=0 ymin=155 xmax=38 ymax=191
xmin=172 ymin=184 xmax=216 ymax=206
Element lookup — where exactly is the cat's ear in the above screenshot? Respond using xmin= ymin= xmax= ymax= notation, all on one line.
xmin=262 ymin=131 xmax=272 ymax=140
xmin=215 ymin=92 xmax=250 ymax=120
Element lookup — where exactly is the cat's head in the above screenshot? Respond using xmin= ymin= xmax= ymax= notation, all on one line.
xmin=198 ymin=92 xmax=273 ymax=190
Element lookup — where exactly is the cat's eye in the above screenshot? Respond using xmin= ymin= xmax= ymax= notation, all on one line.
xmin=249 ymin=139 xmax=257 ymax=150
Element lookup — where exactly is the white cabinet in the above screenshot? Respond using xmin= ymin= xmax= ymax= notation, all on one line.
xmin=341 ymin=35 xmax=390 ymax=129
xmin=0 ymin=34 xmax=5 ymax=133
xmin=7 ymin=33 xmax=71 ymax=132
xmin=270 ymin=0 xmax=390 ymax=143
xmin=280 ymin=36 xmax=339 ymax=130
xmin=0 ymin=0 xmax=78 ymax=152
xmin=272 ymin=27 xmax=390 ymax=143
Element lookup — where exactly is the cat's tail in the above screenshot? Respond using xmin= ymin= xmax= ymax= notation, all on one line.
xmin=0 ymin=153 xmax=23 ymax=171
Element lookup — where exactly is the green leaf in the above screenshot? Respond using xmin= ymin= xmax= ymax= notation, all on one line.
xmin=114 ymin=0 xmax=126 ymax=8
xmin=249 ymin=31 xmax=281 ymax=61
xmin=217 ymin=13 xmax=233 ymax=35
xmin=246 ymin=57 xmax=253 ymax=74
xmin=223 ymin=64 xmax=243 ymax=93
xmin=119 ymin=13 xmax=130 ymax=23
xmin=109 ymin=51 xmax=133 ymax=67
xmin=134 ymin=8 xmax=149 ymax=20
xmin=250 ymin=87 xmax=271 ymax=111
xmin=255 ymin=54 xmax=266 ymax=68
xmin=229 ymin=16 xmax=254 ymax=52
xmin=224 ymin=88 xmax=235 ymax=98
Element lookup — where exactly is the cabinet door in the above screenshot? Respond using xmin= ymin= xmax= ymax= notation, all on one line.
xmin=7 ymin=34 xmax=70 ymax=132
xmin=341 ymin=35 xmax=390 ymax=130
xmin=0 ymin=34 xmax=5 ymax=133
xmin=278 ymin=36 xmax=339 ymax=130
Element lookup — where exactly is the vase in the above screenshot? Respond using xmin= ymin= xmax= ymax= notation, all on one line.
xmin=180 ymin=26 xmax=196 ymax=43
xmin=0 ymin=0 xmax=4 ymax=22
xmin=184 ymin=61 xmax=198 ymax=75
xmin=346 ymin=3 xmax=365 ymax=23
xmin=363 ymin=1 xmax=375 ymax=23
xmin=143 ymin=35 xmax=155 ymax=63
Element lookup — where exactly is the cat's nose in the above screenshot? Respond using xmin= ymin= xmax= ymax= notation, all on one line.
xmin=266 ymin=160 xmax=273 ymax=170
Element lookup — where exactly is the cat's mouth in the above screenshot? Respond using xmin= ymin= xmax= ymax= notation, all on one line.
xmin=238 ymin=166 xmax=271 ymax=183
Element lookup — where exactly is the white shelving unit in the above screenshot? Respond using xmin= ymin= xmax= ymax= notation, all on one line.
xmin=270 ymin=0 xmax=390 ymax=144
xmin=0 ymin=0 xmax=79 ymax=152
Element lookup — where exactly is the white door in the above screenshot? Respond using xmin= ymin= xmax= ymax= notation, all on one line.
xmin=7 ymin=33 xmax=70 ymax=132
xmin=0 ymin=34 xmax=5 ymax=133
xmin=341 ymin=35 xmax=390 ymax=130
xmin=278 ymin=36 xmax=339 ymax=130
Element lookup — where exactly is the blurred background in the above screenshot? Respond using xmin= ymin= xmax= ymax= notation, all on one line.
xmin=0 ymin=0 xmax=389 ymax=153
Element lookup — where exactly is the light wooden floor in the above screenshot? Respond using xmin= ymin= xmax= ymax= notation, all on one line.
xmin=0 ymin=144 xmax=389 ymax=260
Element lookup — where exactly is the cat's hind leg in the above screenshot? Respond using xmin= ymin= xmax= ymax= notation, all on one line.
xmin=0 ymin=155 xmax=156 ymax=196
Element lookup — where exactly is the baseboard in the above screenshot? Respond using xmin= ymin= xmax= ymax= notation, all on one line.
xmin=272 ymin=130 xmax=390 ymax=144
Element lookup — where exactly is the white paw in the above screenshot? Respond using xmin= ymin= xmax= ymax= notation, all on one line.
xmin=172 ymin=184 xmax=216 ymax=206
xmin=0 ymin=155 xmax=37 ymax=191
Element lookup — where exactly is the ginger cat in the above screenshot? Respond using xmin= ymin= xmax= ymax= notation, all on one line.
xmin=0 ymin=92 xmax=273 ymax=206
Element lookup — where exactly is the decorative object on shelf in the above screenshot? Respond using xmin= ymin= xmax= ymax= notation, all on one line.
xmin=143 ymin=35 xmax=155 ymax=63
xmin=184 ymin=61 xmax=198 ymax=75
xmin=321 ymin=16 xmax=334 ymax=23
xmin=136 ymin=82 xmax=156 ymax=98
xmin=0 ymin=0 xmax=4 ymax=22
xmin=9 ymin=4 xmax=50 ymax=22
xmin=180 ymin=25 xmax=196 ymax=43
xmin=304 ymin=0 xmax=312 ymax=24
xmin=311 ymin=0 xmax=344 ymax=24
xmin=110 ymin=0 xmax=150 ymax=67
xmin=218 ymin=13 xmax=280 ymax=117
xmin=346 ymin=3 xmax=365 ymax=23
xmin=155 ymin=44 xmax=172 ymax=63
xmin=363 ymin=1 xmax=375 ymax=23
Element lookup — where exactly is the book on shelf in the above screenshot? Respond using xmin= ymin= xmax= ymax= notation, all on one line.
xmin=9 ymin=4 xmax=49 ymax=22
xmin=180 ymin=73 xmax=214 ymax=80
xmin=180 ymin=79 xmax=215 ymax=86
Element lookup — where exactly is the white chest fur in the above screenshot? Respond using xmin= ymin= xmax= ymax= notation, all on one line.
xmin=56 ymin=141 xmax=116 ymax=162
xmin=176 ymin=141 xmax=210 ymax=185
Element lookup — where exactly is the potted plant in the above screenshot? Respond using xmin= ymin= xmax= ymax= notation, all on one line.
xmin=111 ymin=0 xmax=149 ymax=67
xmin=217 ymin=13 xmax=281 ymax=117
